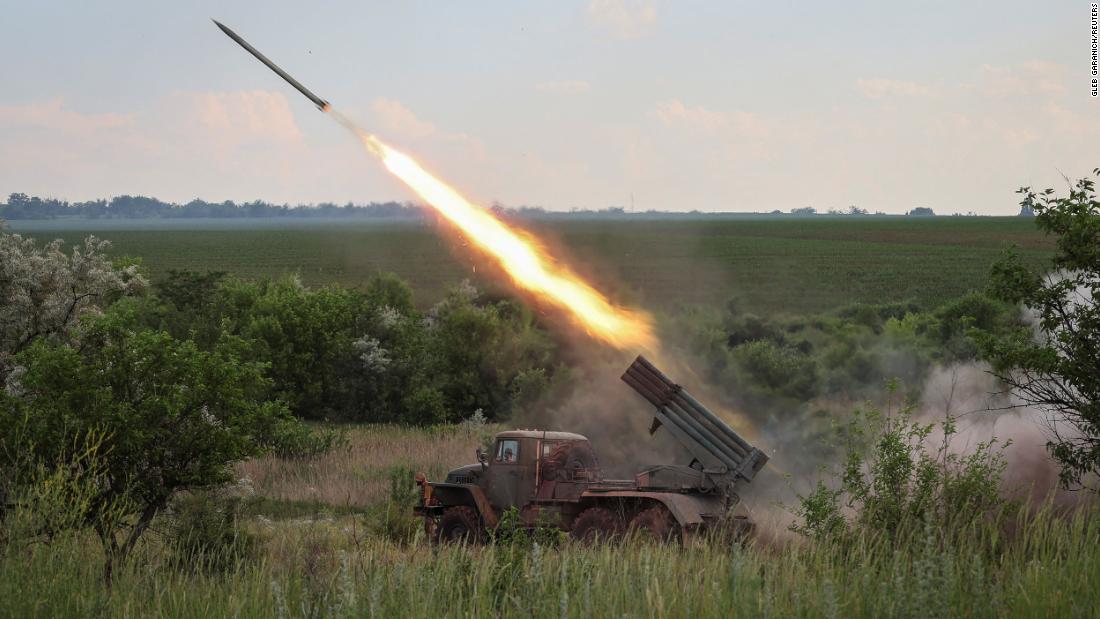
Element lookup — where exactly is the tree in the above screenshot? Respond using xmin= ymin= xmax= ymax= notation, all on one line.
xmin=907 ymin=207 xmax=936 ymax=216
xmin=0 ymin=222 xmax=145 ymax=379
xmin=424 ymin=283 xmax=558 ymax=422
xmin=119 ymin=268 xmax=563 ymax=425
xmin=0 ymin=309 xmax=297 ymax=580
xmin=978 ymin=170 xmax=1100 ymax=487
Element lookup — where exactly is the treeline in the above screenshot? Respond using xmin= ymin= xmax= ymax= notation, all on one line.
xmin=3 ymin=192 xmax=982 ymax=220
xmin=0 ymin=193 xmax=421 ymax=220
xmin=0 ymin=193 xmax=643 ymax=220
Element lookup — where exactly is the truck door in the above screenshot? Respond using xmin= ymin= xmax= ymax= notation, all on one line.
xmin=485 ymin=438 xmax=530 ymax=510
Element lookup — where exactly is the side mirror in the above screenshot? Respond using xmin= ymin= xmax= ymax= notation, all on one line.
xmin=476 ymin=447 xmax=488 ymax=468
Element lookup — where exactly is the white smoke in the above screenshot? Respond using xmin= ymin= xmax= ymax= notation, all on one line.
xmin=917 ymin=363 xmax=1078 ymax=503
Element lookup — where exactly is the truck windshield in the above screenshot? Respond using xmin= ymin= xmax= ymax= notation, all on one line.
xmin=496 ymin=439 xmax=519 ymax=463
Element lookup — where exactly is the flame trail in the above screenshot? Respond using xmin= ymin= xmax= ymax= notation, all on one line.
xmin=330 ymin=111 xmax=656 ymax=351
xmin=208 ymin=21 xmax=654 ymax=350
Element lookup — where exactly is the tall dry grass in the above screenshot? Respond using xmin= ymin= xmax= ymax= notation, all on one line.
xmin=235 ymin=424 xmax=491 ymax=507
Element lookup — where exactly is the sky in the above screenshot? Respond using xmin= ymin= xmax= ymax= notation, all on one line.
xmin=0 ymin=1 xmax=1095 ymax=214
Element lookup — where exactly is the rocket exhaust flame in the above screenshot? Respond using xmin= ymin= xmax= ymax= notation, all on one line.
xmin=214 ymin=19 xmax=655 ymax=351
xmin=331 ymin=111 xmax=657 ymax=351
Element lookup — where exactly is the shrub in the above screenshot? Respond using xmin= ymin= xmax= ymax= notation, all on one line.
xmin=0 ymin=225 xmax=145 ymax=378
xmin=725 ymin=313 xmax=785 ymax=347
xmin=490 ymin=506 xmax=564 ymax=549
xmin=490 ymin=506 xmax=529 ymax=547
xmin=166 ymin=491 xmax=262 ymax=573
xmin=933 ymin=292 xmax=1013 ymax=360
xmin=365 ymin=464 xmax=421 ymax=543
xmin=792 ymin=382 xmax=1009 ymax=546
xmin=733 ymin=340 xmax=817 ymax=399
xmin=0 ymin=430 xmax=122 ymax=552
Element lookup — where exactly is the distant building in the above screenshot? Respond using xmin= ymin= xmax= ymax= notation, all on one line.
xmin=906 ymin=207 xmax=936 ymax=216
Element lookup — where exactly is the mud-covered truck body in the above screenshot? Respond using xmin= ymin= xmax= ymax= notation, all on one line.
xmin=414 ymin=355 xmax=769 ymax=542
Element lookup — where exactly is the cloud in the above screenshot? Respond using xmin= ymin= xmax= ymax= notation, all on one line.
xmin=1042 ymin=101 xmax=1100 ymax=138
xmin=974 ymin=61 xmax=1068 ymax=97
xmin=0 ymin=92 xmax=323 ymax=203
xmin=586 ymin=0 xmax=657 ymax=39
xmin=0 ymin=93 xmax=492 ymax=206
xmin=639 ymin=99 xmax=784 ymax=203
xmin=0 ymin=98 xmax=132 ymax=135
xmin=369 ymin=97 xmax=438 ymax=139
xmin=182 ymin=90 xmax=303 ymax=144
xmin=651 ymin=99 xmax=728 ymax=133
xmin=650 ymin=99 xmax=765 ymax=137
xmin=0 ymin=98 xmax=151 ymax=175
xmin=855 ymin=78 xmax=934 ymax=99
xmin=535 ymin=80 xmax=591 ymax=95
xmin=366 ymin=98 xmax=486 ymax=165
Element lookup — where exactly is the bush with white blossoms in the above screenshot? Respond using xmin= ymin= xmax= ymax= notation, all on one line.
xmin=0 ymin=221 xmax=145 ymax=378
xmin=352 ymin=335 xmax=392 ymax=372
xmin=376 ymin=305 xmax=402 ymax=330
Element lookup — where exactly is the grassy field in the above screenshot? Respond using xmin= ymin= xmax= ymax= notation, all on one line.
xmin=5 ymin=216 xmax=1085 ymax=617
xmin=236 ymin=425 xmax=487 ymax=508
xmin=5 ymin=517 xmax=1098 ymax=617
xmin=3 ymin=425 xmax=1098 ymax=618
xmin=8 ymin=216 xmax=1054 ymax=315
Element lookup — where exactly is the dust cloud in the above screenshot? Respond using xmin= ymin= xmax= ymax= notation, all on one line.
xmin=519 ymin=331 xmax=1092 ymax=543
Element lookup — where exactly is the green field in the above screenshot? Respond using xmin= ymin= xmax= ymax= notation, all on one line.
xmin=9 ymin=216 xmax=1054 ymax=315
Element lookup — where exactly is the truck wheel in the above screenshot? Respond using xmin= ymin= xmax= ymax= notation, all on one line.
xmin=628 ymin=505 xmax=680 ymax=544
xmin=570 ymin=507 xmax=621 ymax=544
xmin=434 ymin=506 xmax=483 ymax=545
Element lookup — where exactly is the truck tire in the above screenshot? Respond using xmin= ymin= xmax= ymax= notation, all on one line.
xmin=434 ymin=506 xmax=483 ymax=545
xmin=570 ymin=507 xmax=621 ymax=544
xmin=628 ymin=505 xmax=680 ymax=544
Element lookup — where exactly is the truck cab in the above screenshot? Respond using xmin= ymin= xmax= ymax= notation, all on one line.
xmin=416 ymin=430 xmax=601 ymax=540
xmin=489 ymin=430 xmax=602 ymax=507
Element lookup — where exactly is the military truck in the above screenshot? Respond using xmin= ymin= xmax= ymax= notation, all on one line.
xmin=414 ymin=355 xmax=769 ymax=543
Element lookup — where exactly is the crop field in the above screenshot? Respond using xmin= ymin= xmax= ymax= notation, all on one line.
xmin=9 ymin=216 xmax=1054 ymax=315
